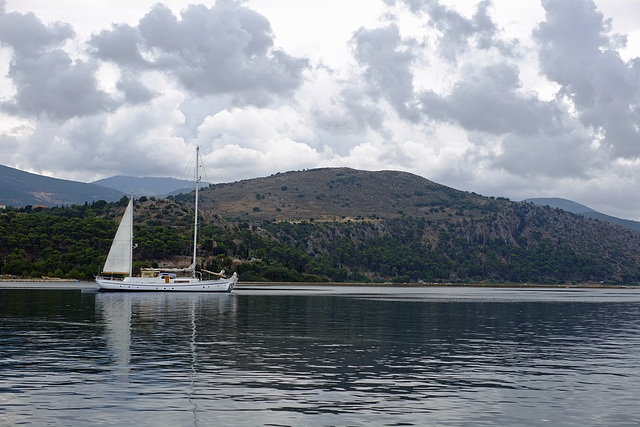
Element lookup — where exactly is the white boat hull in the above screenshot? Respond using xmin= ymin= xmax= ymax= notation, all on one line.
xmin=96 ymin=273 xmax=238 ymax=292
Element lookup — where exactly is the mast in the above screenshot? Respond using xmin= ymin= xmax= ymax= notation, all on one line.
xmin=129 ymin=195 xmax=133 ymax=277
xmin=192 ymin=147 xmax=200 ymax=276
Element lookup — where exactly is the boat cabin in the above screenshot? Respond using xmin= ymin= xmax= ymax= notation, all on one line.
xmin=140 ymin=269 xmax=179 ymax=279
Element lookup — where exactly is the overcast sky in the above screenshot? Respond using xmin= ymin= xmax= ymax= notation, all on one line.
xmin=1 ymin=1 xmax=640 ymax=219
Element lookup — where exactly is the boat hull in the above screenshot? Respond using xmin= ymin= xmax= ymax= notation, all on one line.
xmin=96 ymin=273 xmax=237 ymax=292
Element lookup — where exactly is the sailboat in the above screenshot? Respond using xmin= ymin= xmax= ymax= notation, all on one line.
xmin=96 ymin=147 xmax=238 ymax=292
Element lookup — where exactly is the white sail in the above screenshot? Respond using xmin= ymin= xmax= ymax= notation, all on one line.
xmin=102 ymin=198 xmax=133 ymax=275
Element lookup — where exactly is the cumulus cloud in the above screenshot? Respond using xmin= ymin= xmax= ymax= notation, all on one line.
xmin=90 ymin=23 xmax=147 ymax=67
xmin=386 ymin=0 xmax=517 ymax=61
xmin=351 ymin=23 xmax=419 ymax=121
xmin=0 ymin=2 xmax=116 ymax=120
xmin=419 ymin=63 xmax=564 ymax=136
xmin=112 ymin=71 xmax=158 ymax=105
xmin=535 ymin=0 xmax=640 ymax=159
xmin=90 ymin=1 xmax=309 ymax=105
xmin=0 ymin=1 xmax=73 ymax=57
xmin=347 ymin=0 xmax=595 ymax=179
xmin=193 ymin=105 xmax=323 ymax=179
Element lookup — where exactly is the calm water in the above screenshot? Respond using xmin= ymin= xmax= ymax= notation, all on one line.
xmin=1 ymin=284 xmax=640 ymax=426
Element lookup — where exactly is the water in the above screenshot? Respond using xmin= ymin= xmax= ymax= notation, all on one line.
xmin=2 ymin=284 xmax=640 ymax=426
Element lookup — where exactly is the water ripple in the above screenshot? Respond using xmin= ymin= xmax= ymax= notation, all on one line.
xmin=1 ymin=287 xmax=640 ymax=426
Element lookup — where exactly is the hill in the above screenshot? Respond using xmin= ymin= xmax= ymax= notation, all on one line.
xmin=179 ymin=167 xmax=640 ymax=284
xmin=525 ymin=197 xmax=640 ymax=232
xmin=0 ymin=164 xmax=124 ymax=207
xmin=197 ymin=167 xmax=496 ymax=221
xmin=92 ymin=176 xmax=208 ymax=198
xmin=3 ymin=167 xmax=640 ymax=284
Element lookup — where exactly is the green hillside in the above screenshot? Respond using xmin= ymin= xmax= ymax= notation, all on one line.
xmin=2 ymin=168 xmax=640 ymax=284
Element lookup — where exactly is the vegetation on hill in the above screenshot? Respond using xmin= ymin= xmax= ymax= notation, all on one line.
xmin=2 ymin=168 xmax=640 ymax=284
xmin=0 ymin=197 xmax=213 ymax=280
xmin=229 ymin=204 xmax=638 ymax=284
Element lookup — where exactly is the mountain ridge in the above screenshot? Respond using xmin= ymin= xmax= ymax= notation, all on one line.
xmin=525 ymin=197 xmax=640 ymax=232
xmin=524 ymin=197 xmax=597 ymax=214
xmin=92 ymin=175 xmax=209 ymax=198
xmin=4 ymin=163 xmax=639 ymax=232
xmin=0 ymin=164 xmax=124 ymax=207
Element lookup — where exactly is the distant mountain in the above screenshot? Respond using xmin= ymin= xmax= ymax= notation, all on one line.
xmin=524 ymin=197 xmax=640 ymax=232
xmin=523 ymin=198 xmax=596 ymax=214
xmin=0 ymin=164 xmax=124 ymax=207
xmin=92 ymin=176 xmax=207 ymax=197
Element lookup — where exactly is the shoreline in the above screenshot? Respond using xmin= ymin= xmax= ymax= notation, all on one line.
xmin=1 ymin=279 xmax=636 ymax=290
xmin=0 ymin=278 xmax=79 ymax=282
xmin=0 ymin=280 xmax=98 ymax=290
xmin=234 ymin=281 xmax=636 ymax=289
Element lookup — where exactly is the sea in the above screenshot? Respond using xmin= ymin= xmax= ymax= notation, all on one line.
xmin=1 ymin=282 xmax=640 ymax=426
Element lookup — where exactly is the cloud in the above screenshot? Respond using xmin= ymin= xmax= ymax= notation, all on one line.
xmin=347 ymin=1 xmax=541 ymax=134
xmin=115 ymin=73 xmax=157 ymax=105
xmin=386 ymin=0 xmax=517 ymax=61
xmin=342 ymin=0 xmax=637 ymax=188
xmin=348 ymin=1 xmax=593 ymax=179
xmin=3 ymin=52 xmax=117 ymax=120
xmin=0 ymin=2 xmax=116 ymax=120
xmin=419 ymin=63 xmax=564 ymax=136
xmin=333 ymin=86 xmax=386 ymax=133
xmin=489 ymin=132 xmax=599 ymax=178
xmin=0 ymin=1 xmax=73 ymax=57
xmin=90 ymin=1 xmax=309 ymax=105
xmin=351 ymin=23 xmax=419 ymax=121
xmin=90 ymin=23 xmax=147 ymax=67
xmin=193 ymin=105 xmax=323 ymax=179
xmin=535 ymin=0 xmax=640 ymax=159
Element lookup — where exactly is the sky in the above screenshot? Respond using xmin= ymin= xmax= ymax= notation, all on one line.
xmin=1 ymin=1 xmax=640 ymax=219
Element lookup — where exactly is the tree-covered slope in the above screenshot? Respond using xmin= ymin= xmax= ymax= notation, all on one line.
xmin=228 ymin=203 xmax=640 ymax=284
xmin=193 ymin=168 xmax=640 ymax=284
xmin=3 ymin=168 xmax=640 ymax=284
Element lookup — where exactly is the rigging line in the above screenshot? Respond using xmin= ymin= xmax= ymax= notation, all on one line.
xmin=177 ymin=149 xmax=210 ymax=194
xmin=198 ymin=149 xmax=210 ymax=189
xmin=177 ymin=152 xmax=197 ymax=188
